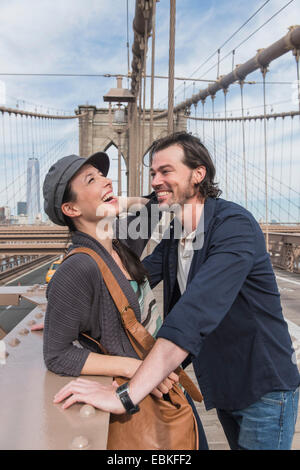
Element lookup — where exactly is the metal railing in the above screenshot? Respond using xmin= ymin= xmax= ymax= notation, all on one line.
xmin=267 ymin=232 xmax=300 ymax=273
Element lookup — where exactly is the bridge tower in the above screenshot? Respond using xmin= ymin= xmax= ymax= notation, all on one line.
xmin=76 ymin=102 xmax=187 ymax=196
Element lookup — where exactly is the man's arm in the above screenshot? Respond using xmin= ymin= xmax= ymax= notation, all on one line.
xmin=53 ymin=338 xmax=187 ymax=412
xmin=123 ymin=338 xmax=188 ymax=405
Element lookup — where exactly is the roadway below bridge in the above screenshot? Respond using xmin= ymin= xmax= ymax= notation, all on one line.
xmin=0 ymin=258 xmax=56 ymax=337
xmin=0 ymin=225 xmax=300 ymax=273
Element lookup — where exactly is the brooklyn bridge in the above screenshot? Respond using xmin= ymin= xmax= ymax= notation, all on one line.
xmin=0 ymin=0 xmax=300 ymax=451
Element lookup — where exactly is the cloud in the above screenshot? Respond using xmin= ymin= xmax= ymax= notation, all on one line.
xmin=0 ymin=0 xmax=133 ymax=110
xmin=152 ymin=0 xmax=300 ymax=107
xmin=0 ymin=0 xmax=298 ymax=111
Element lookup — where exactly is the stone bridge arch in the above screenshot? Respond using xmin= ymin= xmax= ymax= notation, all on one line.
xmin=77 ymin=105 xmax=187 ymax=194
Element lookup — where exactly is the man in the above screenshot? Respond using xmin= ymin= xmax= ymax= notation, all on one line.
xmin=54 ymin=132 xmax=300 ymax=450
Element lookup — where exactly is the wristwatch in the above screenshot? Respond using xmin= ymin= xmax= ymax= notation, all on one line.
xmin=116 ymin=382 xmax=140 ymax=415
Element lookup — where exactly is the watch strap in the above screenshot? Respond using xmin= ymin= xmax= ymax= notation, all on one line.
xmin=116 ymin=382 xmax=140 ymax=415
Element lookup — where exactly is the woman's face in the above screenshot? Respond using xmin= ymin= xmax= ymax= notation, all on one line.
xmin=62 ymin=163 xmax=119 ymax=225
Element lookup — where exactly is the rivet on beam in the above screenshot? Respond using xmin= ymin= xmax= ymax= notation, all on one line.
xmin=8 ymin=337 xmax=20 ymax=347
xmin=70 ymin=435 xmax=90 ymax=450
xmin=80 ymin=404 xmax=96 ymax=418
xmin=19 ymin=328 xmax=30 ymax=336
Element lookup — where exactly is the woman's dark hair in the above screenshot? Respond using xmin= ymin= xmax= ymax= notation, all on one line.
xmin=112 ymin=239 xmax=149 ymax=285
xmin=148 ymin=131 xmax=222 ymax=199
xmin=62 ymin=177 xmax=149 ymax=285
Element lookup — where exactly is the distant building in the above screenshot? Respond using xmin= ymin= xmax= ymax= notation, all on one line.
xmin=17 ymin=201 xmax=27 ymax=216
xmin=26 ymin=158 xmax=40 ymax=224
xmin=15 ymin=214 xmax=28 ymax=225
xmin=0 ymin=206 xmax=11 ymax=223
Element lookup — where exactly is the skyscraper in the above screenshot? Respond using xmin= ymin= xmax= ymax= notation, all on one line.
xmin=17 ymin=201 xmax=27 ymax=215
xmin=26 ymin=158 xmax=40 ymax=224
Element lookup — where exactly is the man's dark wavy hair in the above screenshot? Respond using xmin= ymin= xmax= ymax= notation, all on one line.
xmin=148 ymin=131 xmax=222 ymax=199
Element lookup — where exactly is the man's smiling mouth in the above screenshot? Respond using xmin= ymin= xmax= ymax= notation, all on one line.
xmin=156 ymin=190 xmax=172 ymax=197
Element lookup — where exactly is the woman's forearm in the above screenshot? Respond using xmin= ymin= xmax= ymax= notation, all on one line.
xmin=81 ymin=352 xmax=142 ymax=378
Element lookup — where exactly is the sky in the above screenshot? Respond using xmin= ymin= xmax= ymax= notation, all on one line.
xmin=0 ymin=0 xmax=299 ymax=112
xmin=0 ymin=0 xmax=299 ymax=221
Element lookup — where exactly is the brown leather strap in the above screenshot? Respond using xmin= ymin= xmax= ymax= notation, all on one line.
xmin=121 ymin=304 xmax=203 ymax=403
xmin=80 ymin=332 xmax=109 ymax=355
xmin=64 ymin=247 xmax=203 ymax=402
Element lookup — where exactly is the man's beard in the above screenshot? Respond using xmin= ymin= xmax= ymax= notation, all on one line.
xmin=175 ymin=171 xmax=198 ymax=206
xmin=159 ymin=172 xmax=199 ymax=214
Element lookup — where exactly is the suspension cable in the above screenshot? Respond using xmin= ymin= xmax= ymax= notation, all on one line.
xmin=211 ymin=95 xmax=216 ymax=164
xmin=141 ymin=16 xmax=148 ymax=195
xmin=239 ymin=81 xmax=248 ymax=208
xmin=261 ymin=67 xmax=269 ymax=250
xmin=201 ymin=99 xmax=205 ymax=144
xmin=288 ymin=116 xmax=294 ymax=220
xmin=199 ymin=0 xmax=295 ymax=79
xmin=223 ymin=89 xmax=228 ymax=198
xmin=126 ymin=0 xmax=130 ymax=88
xmin=171 ymin=0 xmax=272 ymax=101
xmin=168 ymin=0 xmax=176 ymax=134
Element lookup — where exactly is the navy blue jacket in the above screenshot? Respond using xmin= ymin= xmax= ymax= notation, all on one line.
xmin=142 ymin=197 xmax=300 ymax=411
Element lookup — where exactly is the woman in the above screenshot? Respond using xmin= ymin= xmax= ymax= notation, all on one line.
xmin=43 ymin=151 xmax=208 ymax=449
xmin=42 ymin=151 xmax=174 ymax=395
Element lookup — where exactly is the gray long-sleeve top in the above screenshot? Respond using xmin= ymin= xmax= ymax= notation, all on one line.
xmin=43 ymin=231 xmax=145 ymax=376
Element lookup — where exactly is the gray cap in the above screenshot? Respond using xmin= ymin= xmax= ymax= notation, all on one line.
xmin=43 ymin=151 xmax=110 ymax=226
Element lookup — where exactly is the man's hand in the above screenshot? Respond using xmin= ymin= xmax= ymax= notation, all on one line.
xmin=151 ymin=371 xmax=179 ymax=398
xmin=126 ymin=359 xmax=179 ymax=398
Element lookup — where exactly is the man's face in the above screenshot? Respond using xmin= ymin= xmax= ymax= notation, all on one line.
xmin=150 ymin=144 xmax=204 ymax=209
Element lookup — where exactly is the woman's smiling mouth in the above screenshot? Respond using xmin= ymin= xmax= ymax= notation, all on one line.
xmin=102 ymin=191 xmax=117 ymax=203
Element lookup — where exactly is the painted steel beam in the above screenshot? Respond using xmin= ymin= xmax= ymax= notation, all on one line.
xmin=154 ymin=25 xmax=300 ymax=120
xmin=0 ymin=287 xmax=111 ymax=450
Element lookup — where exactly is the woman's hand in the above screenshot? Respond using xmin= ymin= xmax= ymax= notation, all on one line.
xmin=53 ymin=378 xmax=125 ymax=414
xmin=30 ymin=322 xmax=44 ymax=331
xmin=53 ymin=372 xmax=180 ymax=412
